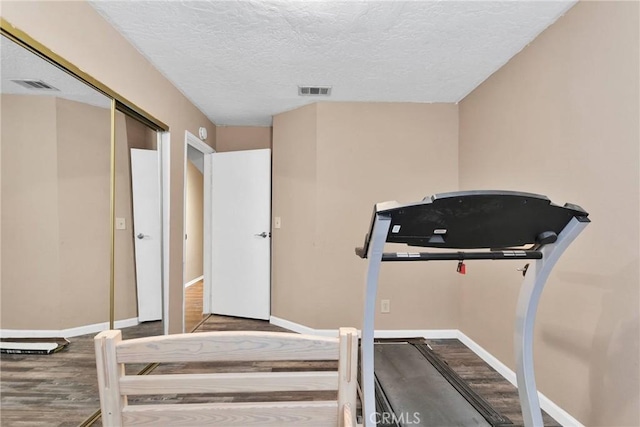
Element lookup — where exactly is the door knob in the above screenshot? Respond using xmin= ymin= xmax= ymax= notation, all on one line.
xmin=254 ymin=232 xmax=269 ymax=238
xmin=137 ymin=233 xmax=147 ymax=239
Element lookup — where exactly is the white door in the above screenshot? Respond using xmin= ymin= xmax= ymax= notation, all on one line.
xmin=211 ymin=149 xmax=271 ymax=320
xmin=131 ymin=148 xmax=162 ymax=322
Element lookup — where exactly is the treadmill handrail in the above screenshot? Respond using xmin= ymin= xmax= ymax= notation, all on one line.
xmin=357 ymin=190 xmax=590 ymax=427
xmin=381 ymin=250 xmax=543 ymax=261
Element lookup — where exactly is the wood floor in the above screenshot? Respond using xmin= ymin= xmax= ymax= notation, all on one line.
xmin=427 ymin=339 xmax=559 ymax=427
xmin=184 ymin=280 xmax=206 ymax=332
xmin=1 ymin=284 xmax=560 ymax=427
xmin=0 ymin=321 xmax=163 ymax=427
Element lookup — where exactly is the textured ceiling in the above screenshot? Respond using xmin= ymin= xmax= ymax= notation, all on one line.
xmin=91 ymin=1 xmax=576 ymax=126
xmin=1 ymin=36 xmax=111 ymax=109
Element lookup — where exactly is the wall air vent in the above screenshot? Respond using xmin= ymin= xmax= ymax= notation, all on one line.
xmin=298 ymin=86 xmax=331 ymax=96
xmin=11 ymin=79 xmax=59 ymax=91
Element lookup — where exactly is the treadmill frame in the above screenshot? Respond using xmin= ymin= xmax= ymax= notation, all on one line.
xmin=361 ymin=213 xmax=589 ymax=427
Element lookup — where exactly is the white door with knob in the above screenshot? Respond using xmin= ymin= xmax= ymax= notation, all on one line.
xmin=131 ymin=148 xmax=162 ymax=322
xmin=211 ymin=149 xmax=271 ymax=320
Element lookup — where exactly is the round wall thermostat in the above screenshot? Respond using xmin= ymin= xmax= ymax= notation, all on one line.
xmin=198 ymin=127 xmax=208 ymax=140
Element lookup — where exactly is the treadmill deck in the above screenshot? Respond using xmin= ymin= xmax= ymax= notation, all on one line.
xmin=374 ymin=343 xmax=491 ymax=427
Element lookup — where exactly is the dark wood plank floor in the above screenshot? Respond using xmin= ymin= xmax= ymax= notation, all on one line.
xmin=427 ymin=339 xmax=560 ymax=427
xmin=0 ymin=321 xmax=163 ymax=427
xmin=1 ymin=282 xmax=561 ymax=427
xmin=184 ymin=280 xmax=206 ymax=332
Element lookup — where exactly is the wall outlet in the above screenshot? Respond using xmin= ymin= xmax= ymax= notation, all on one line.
xmin=115 ymin=217 xmax=126 ymax=230
xmin=381 ymin=299 xmax=390 ymax=313
xmin=274 ymin=217 xmax=281 ymax=229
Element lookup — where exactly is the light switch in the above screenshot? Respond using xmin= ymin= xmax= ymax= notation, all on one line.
xmin=274 ymin=217 xmax=281 ymax=229
xmin=381 ymin=299 xmax=390 ymax=313
xmin=116 ymin=217 xmax=126 ymax=230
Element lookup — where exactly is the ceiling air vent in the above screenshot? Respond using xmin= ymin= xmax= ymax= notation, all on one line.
xmin=298 ymin=86 xmax=331 ymax=96
xmin=11 ymin=79 xmax=59 ymax=91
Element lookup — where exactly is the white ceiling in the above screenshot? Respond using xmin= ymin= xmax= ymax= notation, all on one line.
xmin=1 ymin=36 xmax=111 ymax=109
xmin=90 ymin=1 xmax=576 ymax=127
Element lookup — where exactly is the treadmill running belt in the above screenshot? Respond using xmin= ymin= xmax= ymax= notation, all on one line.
xmin=374 ymin=343 xmax=491 ymax=427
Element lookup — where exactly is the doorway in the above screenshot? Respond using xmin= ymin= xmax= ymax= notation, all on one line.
xmin=181 ymin=138 xmax=272 ymax=329
xmin=183 ymin=131 xmax=214 ymax=332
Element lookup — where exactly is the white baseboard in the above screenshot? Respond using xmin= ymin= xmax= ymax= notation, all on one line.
xmin=184 ymin=275 xmax=204 ymax=288
xmin=376 ymin=329 xmax=459 ymax=339
xmin=0 ymin=317 xmax=139 ymax=339
xmin=269 ymin=316 xmax=337 ymax=336
xmin=269 ymin=316 xmax=459 ymax=340
xmin=269 ymin=315 xmax=582 ymax=427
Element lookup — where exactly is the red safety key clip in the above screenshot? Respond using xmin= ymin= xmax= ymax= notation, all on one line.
xmin=457 ymin=261 xmax=466 ymax=275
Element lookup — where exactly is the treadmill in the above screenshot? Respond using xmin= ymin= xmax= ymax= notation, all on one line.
xmin=355 ymin=190 xmax=589 ymax=427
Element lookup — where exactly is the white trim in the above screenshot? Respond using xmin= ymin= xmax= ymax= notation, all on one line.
xmin=202 ymin=152 xmax=213 ymax=313
xmin=0 ymin=317 xmax=139 ymax=339
xmin=184 ymin=275 xmax=204 ymax=288
xmin=183 ymin=131 xmax=214 ymax=333
xmin=269 ymin=315 xmax=583 ymax=427
xmin=186 ymin=130 xmax=214 ymax=154
xmin=269 ymin=316 xmax=337 ymax=337
xmin=456 ymin=331 xmax=584 ymax=427
xmin=377 ymin=329 xmax=459 ymax=339
xmin=269 ymin=316 xmax=458 ymax=340
xmin=159 ymin=132 xmax=170 ymax=336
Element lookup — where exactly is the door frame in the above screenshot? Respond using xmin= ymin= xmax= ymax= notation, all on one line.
xmin=159 ymin=131 xmax=170 ymax=336
xmin=182 ymin=131 xmax=214 ymax=332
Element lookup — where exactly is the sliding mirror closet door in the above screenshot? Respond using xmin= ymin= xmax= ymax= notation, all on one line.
xmin=113 ymin=113 xmax=163 ymax=338
xmin=0 ymin=35 xmax=113 ymax=339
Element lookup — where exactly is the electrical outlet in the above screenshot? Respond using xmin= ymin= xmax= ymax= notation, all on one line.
xmin=381 ymin=299 xmax=390 ymax=313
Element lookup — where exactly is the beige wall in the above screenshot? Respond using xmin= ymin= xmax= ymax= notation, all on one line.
xmin=185 ymin=160 xmax=204 ymax=284
xmin=126 ymin=116 xmax=157 ymax=150
xmin=56 ymin=98 xmax=136 ymax=328
xmin=216 ymin=126 xmax=271 ymax=152
xmin=1 ymin=1 xmax=217 ymax=333
xmin=273 ymin=102 xmax=459 ymax=329
xmin=0 ymin=104 xmax=157 ymax=333
xmin=1 ymin=95 xmax=61 ymax=329
xmin=272 ymin=104 xmax=318 ymax=324
xmin=458 ymin=2 xmax=639 ymax=426
xmin=0 ymin=96 xmax=138 ymax=330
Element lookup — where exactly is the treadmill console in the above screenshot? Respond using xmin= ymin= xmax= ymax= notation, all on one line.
xmin=356 ymin=190 xmax=589 ymax=257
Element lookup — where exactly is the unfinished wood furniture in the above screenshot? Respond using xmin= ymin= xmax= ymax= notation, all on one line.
xmin=95 ymin=328 xmax=358 ymax=426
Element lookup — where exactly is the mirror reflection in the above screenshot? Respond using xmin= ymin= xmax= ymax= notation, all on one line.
xmin=0 ymin=33 xmax=162 ymax=425
xmin=1 ymin=33 xmax=113 ymax=424
xmin=1 ymin=34 xmax=112 ymax=333
xmin=114 ymin=112 xmax=163 ymax=337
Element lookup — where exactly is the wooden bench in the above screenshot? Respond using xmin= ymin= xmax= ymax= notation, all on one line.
xmin=95 ymin=328 xmax=358 ymax=426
